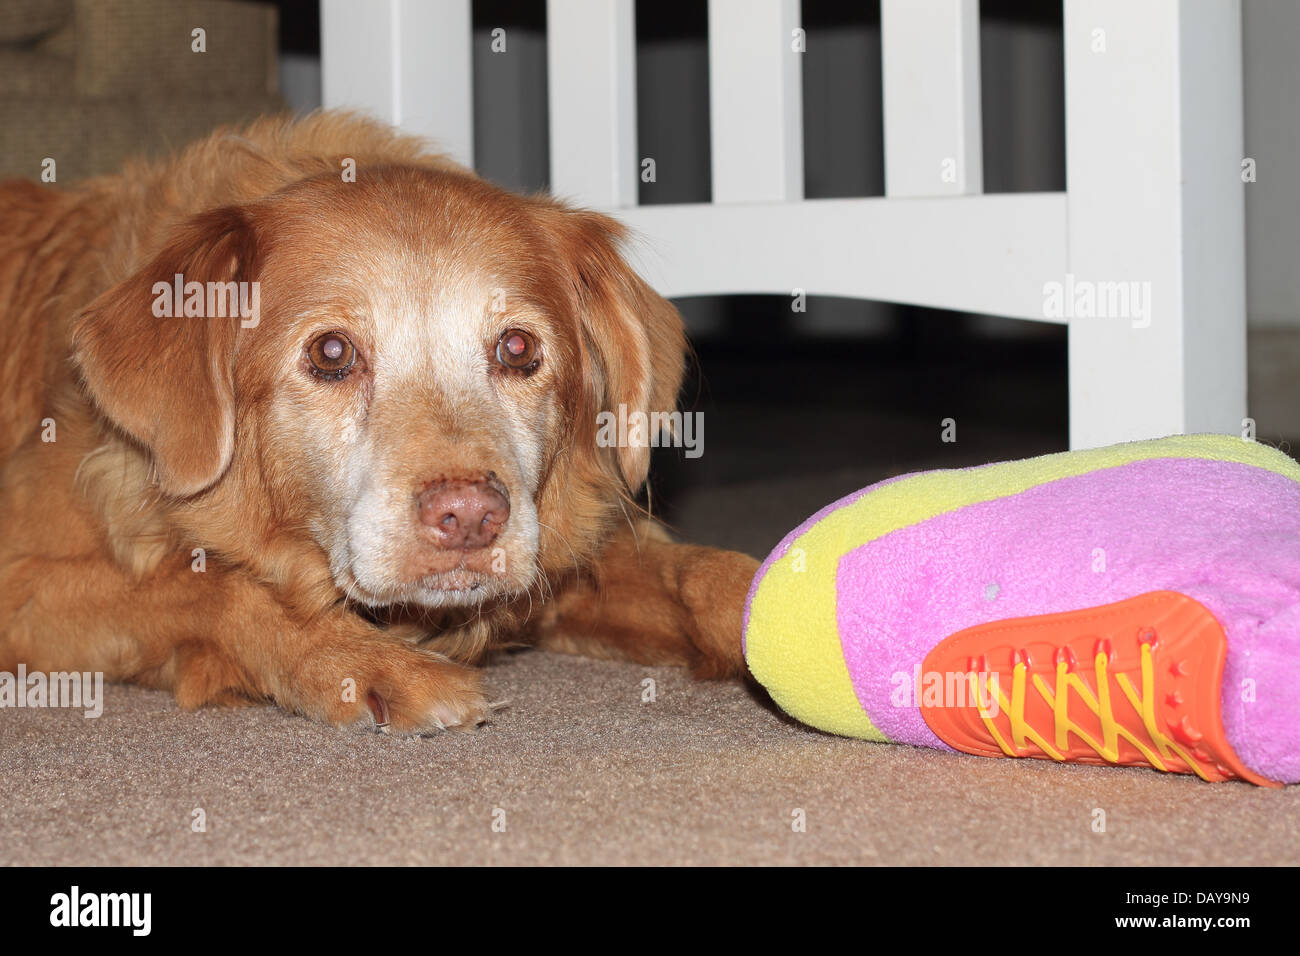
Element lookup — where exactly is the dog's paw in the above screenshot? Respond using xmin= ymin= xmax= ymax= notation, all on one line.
xmin=360 ymin=651 xmax=491 ymax=735
xmin=680 ymin=548 xmax=761 ymax=679
xmin=294 ymin=642 xmax=491 ymax=735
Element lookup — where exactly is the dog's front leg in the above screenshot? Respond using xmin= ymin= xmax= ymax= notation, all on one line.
xmin=0 ymin=555 xmax=489 ymax=732
xmin=529 ymin=520 xmax=759 ymax=677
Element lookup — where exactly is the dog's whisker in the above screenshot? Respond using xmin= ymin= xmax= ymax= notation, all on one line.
xmin=537 ymin=520 xmax=581 ymax=582
xmin=615 ymin=496 xmax=644 ymax=557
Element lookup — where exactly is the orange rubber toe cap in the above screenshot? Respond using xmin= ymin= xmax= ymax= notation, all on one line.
xmin=920 ymin=591 xmax=1279 ymax=786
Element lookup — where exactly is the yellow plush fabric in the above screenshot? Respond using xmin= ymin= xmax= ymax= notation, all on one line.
xmin=744 ymin=435 xmax=1300 ymax=740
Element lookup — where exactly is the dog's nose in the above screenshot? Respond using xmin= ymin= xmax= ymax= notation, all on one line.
xmin=418 ymin=479 xmax=510 ymax=550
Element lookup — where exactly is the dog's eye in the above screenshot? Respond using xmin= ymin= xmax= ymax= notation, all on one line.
xmin=306 ymin=331 xmax=357 ymax=380
xmin=496 ymin=329 xmax=540 ymax=372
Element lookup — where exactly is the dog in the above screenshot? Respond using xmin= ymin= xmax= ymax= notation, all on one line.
xmin=0 ymin=112 xmax=759 ymax=733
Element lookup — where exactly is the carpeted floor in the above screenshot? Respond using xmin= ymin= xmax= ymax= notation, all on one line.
xmin=3 ymin=321 xmax=1299 ymax=866
xmin=5 ymin=650 xmax=1299 ymax=866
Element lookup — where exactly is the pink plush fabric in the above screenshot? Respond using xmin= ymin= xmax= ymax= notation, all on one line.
xmin=836 ymin=457 xmax=1300 ymax=782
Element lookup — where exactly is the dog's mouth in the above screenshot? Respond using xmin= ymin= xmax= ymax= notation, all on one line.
xmin=341 ymin=573 xmax=508 ymax=609
xmin=419 ymin=569 xmax=492 ymax=593
xmin=335 ymin=518 xmax=527 ymax=609
xmin=338 ymin=557 xmax=517 ymax=610
xmin=403 ymin=548 xmax=508 ymax=588
xmin=407 ymin=568 xmax=517 ymax=608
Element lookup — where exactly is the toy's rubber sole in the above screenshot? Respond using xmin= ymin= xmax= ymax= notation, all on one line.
xmin=920 ymin=590 xmax=1280 ymax=786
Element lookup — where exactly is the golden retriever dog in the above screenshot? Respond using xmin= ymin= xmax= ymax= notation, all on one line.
xmin=0 ymin=112 xmax=758 ymax=732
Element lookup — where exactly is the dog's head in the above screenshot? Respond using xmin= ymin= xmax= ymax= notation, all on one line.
xmin=73 ymin=166 xmax=685 ymax=609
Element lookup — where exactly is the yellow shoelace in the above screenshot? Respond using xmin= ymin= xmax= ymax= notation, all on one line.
xmin=972 ymin=642 xmax=1211 ymax=781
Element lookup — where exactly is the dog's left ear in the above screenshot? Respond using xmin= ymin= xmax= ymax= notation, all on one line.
xmin=73 ymin=206 xmax=259 ymax=497
xmin=541 ymin=204 xmax=687 ymax=493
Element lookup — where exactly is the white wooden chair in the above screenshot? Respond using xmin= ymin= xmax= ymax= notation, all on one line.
xmin=320 ymin=0 xmax=1247 ymax=450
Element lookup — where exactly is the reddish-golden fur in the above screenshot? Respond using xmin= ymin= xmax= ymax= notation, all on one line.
xmin=0 ymin=112 xmax=757 ymax=732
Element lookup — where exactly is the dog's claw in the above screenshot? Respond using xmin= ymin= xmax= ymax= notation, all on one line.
xmin=366 ymin=690 xmax=391 ymax=732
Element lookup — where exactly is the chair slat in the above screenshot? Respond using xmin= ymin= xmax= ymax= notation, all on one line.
xmin=546 ymin=0 xmax=637 ymax=208
xmin=321 ymin=0 xmax=474 ymax=167
xmin=881 ymin=0 xmax=982 ymax=197
xmin=708 ymin=0 xmax=804 ymax=203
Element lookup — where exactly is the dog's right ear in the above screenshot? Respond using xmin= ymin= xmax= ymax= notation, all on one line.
xmin=73 ymin=206 xmax=259 ymax=497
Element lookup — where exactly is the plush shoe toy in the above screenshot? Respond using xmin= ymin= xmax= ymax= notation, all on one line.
xmin=743 ymin=435 xmax=1300 ymax=785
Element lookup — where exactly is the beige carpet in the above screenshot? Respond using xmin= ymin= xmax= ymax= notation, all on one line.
xmin=4 ymin=646 xmax=1298 ymax=866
